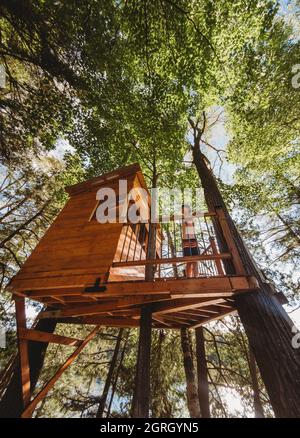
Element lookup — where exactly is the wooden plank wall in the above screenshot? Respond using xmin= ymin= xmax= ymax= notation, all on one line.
xmin=9 ymin=174 xmax=138 ymax=293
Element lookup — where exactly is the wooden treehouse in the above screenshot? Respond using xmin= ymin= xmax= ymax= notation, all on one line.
xmin=7 ymin=163 xmax=259 ymax=417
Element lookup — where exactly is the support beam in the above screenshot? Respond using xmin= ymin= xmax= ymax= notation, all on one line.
xmin=153 ymin=298 xmax=226 ymax=315
xmin=132 ymin=307 xmax=152 ymax=418
xmin=25 ymin=275 xmax=258 ymax=301
xmin=38 ymin=294 xmax=170 ymax=319
xmin=19 ymin=328 xmax=82 ymax=347
xmin=191 ymin=309 xmax=237 ymax=328
xmin=15 ymin=298 xmax=31 ymax=409
xmin=56 ymin=316 xmax=141 ymax=327
xmin=21 ymin=325 xmax=100 ymax=418
xmin=215 ymin=208 xmax=245 ymax=275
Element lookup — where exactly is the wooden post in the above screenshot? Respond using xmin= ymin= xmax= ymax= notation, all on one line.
xmin=0 ymin=312 xmax=57 ymax=418
xmin=195 ymin=327 xmax=210 ymax=418
xmin=132 ymin=306 xmax=152 ymax=418
xmin=215 ymin=208 xmax=245 ymax=275
xmin=210 ymin=237 xmax=224 ymax=276
xmin=14 ymin=297 xmax=31 ymax=409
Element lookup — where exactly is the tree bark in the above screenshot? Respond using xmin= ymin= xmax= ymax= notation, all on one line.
xmin=195 ymin=327 xmax=210 ymax=418
xmin=192 ymin=144 xmax=300 ymax=418
xmin=132 ymin=170 xmax=157 ymax=418
xmin=248 ymin=346 xmax=264 ymax=418
xmin=106 ymin=330 xmax=129 ymax=417
xmin=96 ymin=328 xmax=124 ymax=418
xmin=132 ymin=306 xmax=152 ymax=418
xmin=180 ymin=328 xmax=201 ymax=418
xmin=0 ymin=316 xmax=57 ymax=418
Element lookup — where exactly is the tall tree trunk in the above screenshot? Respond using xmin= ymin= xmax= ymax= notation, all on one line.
xmin=0 ymin=316 xmax=57 ymax=418
xmin=132 ymin=306 xmax=152 ymax=418
xmin=195 ymin=327 xmax=210 ymax=418
xmin=106 ymin=330 xmax=130 ymax=417
xmin=180 ymin=328 xmax=201 ymax=418
xmin=96 ymin=328 xmax=124 ymax=418
xmin=248 ymin=346 xmax=264 ymax=418
xmin=151 ymin=329 xmax=166 ymax=417
xmin=132 ymin=172 xmax=157 ymax=418
xmin=192 ymin=145 xmax=300 ymax=418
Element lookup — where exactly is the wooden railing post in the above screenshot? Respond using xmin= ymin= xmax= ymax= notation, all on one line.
xmin=215 ymin=207 xmax=245 ymax=275
xmin=210 ymin=237 xmax=225 ymax=276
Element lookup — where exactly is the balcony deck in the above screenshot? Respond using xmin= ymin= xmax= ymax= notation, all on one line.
xmin=30 ymin=274 xmax=258 ymax=329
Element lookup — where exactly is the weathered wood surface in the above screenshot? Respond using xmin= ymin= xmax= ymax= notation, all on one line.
xmin=19 ymin=328 xmax=82 ymax=347
xmin=15 ymin=298 xmax=31 ymax=408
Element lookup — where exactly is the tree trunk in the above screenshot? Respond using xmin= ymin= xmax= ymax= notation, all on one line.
xmin=131 ymin=219 xmax=155 ymax=418
xmin=180 ymin=328 xmax=201 ymax=418
xmin=248 ymin=346 xmax=264 ymax=418
xmin=96 ymin=328 xmax=124 ymax=418
xmin=192 ymin=145 xmax=300 ymax=418
xmin=151 ymin=329 xmax=167 ymax=417
xmin=132 ymin=306 xmax=152 ymax=418
xmin=106 ymin=330 xmax=129 ymax=417
xmin=195 ymin=327 xmax=210 ymax=418
xmin=132 ymin=171 xmax=157 ymax=418
xmin=0 ymin=316 xmax=57 ymax=418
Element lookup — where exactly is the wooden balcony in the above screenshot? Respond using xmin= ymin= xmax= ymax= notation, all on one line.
xmin=110 ymin=211 xmax=228 ymax=280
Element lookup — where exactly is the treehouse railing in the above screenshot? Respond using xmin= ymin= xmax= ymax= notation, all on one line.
xmin=111 ymin=208 xmax=244 ymax=279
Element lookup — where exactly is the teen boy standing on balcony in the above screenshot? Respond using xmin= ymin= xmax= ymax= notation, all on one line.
xmin=181 ymin=204 xmax=199 ymax=277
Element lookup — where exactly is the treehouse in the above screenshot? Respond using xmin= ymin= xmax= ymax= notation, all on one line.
xmin=7 ymin=163 xmax=261 ymax=417
xmin=8 ymin=163 xmax=258 ymax=329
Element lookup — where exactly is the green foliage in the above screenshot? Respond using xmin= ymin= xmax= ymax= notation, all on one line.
xmin=0 ymin=0 xmax=299 ymax=419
